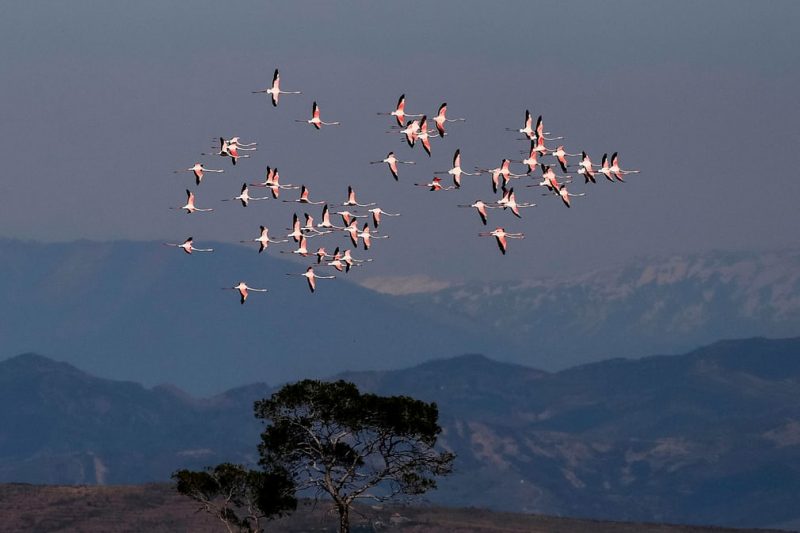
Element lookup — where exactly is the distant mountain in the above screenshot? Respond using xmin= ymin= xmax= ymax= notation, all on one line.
xmin=2 ymin=337 xmax=800 ymax=529
xmin=393 ymin=249 xmax=800 ymax=370
xmin=0 ymin=239 xmax=505 ymax=395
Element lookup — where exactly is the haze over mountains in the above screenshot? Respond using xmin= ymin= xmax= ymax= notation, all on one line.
xmin=1 ymin=239 xmax=798 ymax=394
xmin=1 ymin=337 xmax=799 ymax=530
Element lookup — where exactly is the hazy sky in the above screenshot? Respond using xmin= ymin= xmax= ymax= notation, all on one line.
xmin=1 ymin=0 xmax=798 ymax=283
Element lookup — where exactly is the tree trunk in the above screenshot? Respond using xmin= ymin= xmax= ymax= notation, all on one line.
xmin=337 ymin=503 xmax=350 ymax=533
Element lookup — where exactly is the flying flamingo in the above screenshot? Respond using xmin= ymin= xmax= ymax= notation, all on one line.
xmin=283 ymin=185 xmax=325 ymax=205
xmin=609 ymin=152 xmax=640 ymax=181
xmin=377 ymin=94 xmax=423 ymax=126
xmin=287 ymin=266 xmax=335 ymax=293
xmin=171 ymin=190 xmax=213 ymax=214
xmin=343 ymin=219 xmax=361 ymax=247
xmin=577 ymin=152 xmax=597 ymax=183
xmin=280 ymin=236 xmax=310 ymax=257
xmin=531 ymin=136 xmax=553 ymax=157
xmin=325 ymin=247 xmax=347 ymax=272
xmin=302 ymin=213 xmax=331 ymax=236
xmin=397 ymin=119 xmax=420 ymax=147
xmin=286 ymin=213 xmax=304 ymax=242
xmin=174 ymin=163 xmax=223 ymax=186
xmin=224 ymin=282 xmax=268 ymax=305
xmin=342 ymin=186 xmax=376 ymax=207
xmin=317 ymin=204 xmax=345 ymax=230
xmin=202 ymin=137 xmax=250 ymax=166
xmin=342 ymin=249 xmax=372 ymax=270
xmin=225 ymin=136 xmax=257 ymax=148
xmin=417 ymin=115 xmax=438 ymax=157
xmin=241 ymin=226 xmax=288 ymax=253
xmin=358 ymin=223 xmax=389 ymax=250
xmin=550 ymin=145 xmax=580 ymax=173
xmin=507 ymin=109 xmax=536 ymax=140
xmin=529 ymin=164 xmax=571 ymax=192
xmin=336 ymin=210 xmax=366 ymax=227
xmin=535 ymin=115 xmax=563 ymax=141
xmin=478 ymin=227 xmax=524 ymax=255
xmin=457 ymin=200 xmax=496 ymax=225
xmin=496 ymin=188 xmax=536 ymax=218
xmin=251 ymin=167 xmax=300 ymax=199
xmin=433 ymin=102 xmax=465 ymax=137
xmin=222 ymin=183 xmax=269 ymax=207
xmin=557 ymin=185 xmax=585 ymax=208
xmin=296 ymin=101 xmax=340 ymax=129
xmin=435 ymin=149 xmax=480 ymax=188
xmin=368 ymin=207 xmax=400 ymax=228
xmin=215 ymin=136 xmax=256 ymax=153
xmin=369 ymin=152 xmax=414 ymax=181
xmin=478 ymin=159 xmax=525 ymax=193
xmin=313 ymin=246 xmax=332 ymax=264
xmin=163 ymin=237 xmax=213 ymax=254
xmin=414 ymin=177 xmax=455 ymax=192
xmin=597 ymin=154 xmax=615 ymax=182
xmin=513 ymin=145 xmax=543 ymax=175
xmin=252 ymin=69 xmax=302 ymax=107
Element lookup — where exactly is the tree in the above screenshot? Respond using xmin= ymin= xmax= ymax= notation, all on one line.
xmin=254 ymin=380 xmax=455 ymax=533
xmin=172 ymin=462 xmax=296 ymax=532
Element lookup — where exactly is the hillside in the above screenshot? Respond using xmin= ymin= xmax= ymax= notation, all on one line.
xmin=1 ymin=338 xmax=799 ymax=529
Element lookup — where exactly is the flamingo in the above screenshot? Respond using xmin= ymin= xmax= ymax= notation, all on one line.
xmin=252 ymin=69 xmax=302 ymax=107
xmin=532 ymin=136 xmax=553 ymax=157
xmin=478 ymin=159 xmax=525 ymax=193
xmin=368 ymin=207 xmax=400 ymax=229
xmin=433 ymin=102 xmax=465 ymax=137
xmin=202 ymin=137 xmax=250 ymax=166
xmin=557 ymin=185 xmax=585 ymax=208
xmin=283 ymin=185 xmax=325 ymax=205
xmin=216 ymin=137 xmax=256 ymax=152
xmin=609 ymin=152 xmax=640 ymax=181
xmin=478 ymin=227 xmax=524 ymax=255
xmin=174 ymin=163 xmax=223 ymax=186
xmin=435 ymin=149 xmax=480 ymax=188
xmin=514 ymin=145 xmax=542 ymax=175
xmin=358 ymin=223 xmax=389 ymax=250
xmin=296 ymin=101 xmax=340 ymax=129
xmin=286 ymin=213 xmax=304 ymax=242
xmin=225 ymin=136 xmax=257 ymax=148
xmin=336 ymin=210 xmax=366 ymax=227
xmin=398 ymin=119 xmax=420 ymax=147
xmin=414 ymin=177 xmax=455 ymax=192
xmin=377 ymin=94 xmax=423 ymax=126
xmin=342 ymin=186 xmax=376 ymax=207
xmin=529 ymin=164 xmax=571 ymax=192
xmin=171 ymin=190 xmax=213 ymax=214
xmin=241 ymin=226 xmax=288 ymax=253
xmin=280 ymin=236 xmax=310 ymax=257
xmin=224 ymin=282 xmax=267 ymax=305
xmin=550 ymin=145 xmax=580 ymax=173
xmin=317 ymin=204 xmax=345 ymax=230
xmin=535 ymin=115 xmax=563 ymax=141
xmin=163 ymin=237 xmax=213 ymax=254
xmin=577 ymin=152 xmax=597 ymax=184
xmin=343 ymin=219 xmax=361 ymax=247
xmin=325 ymin=247 xmax=347 ymax=272
xmin=302 ymin=213 xmax=331 ymax=236
xmin=251 ymin=167 xmax=300 ymax=199
xmin=369 ymin=152 xmax=414 ymax=181
xmin=457 ymin=200 xmax=496 ymax=225
xmin=222 ymin=183 xmax=268 ymax=207
xmin=342 ymin=249 xmax=372 ymax=270
xmin=496 ymin=188 xmax=536 ymax=218
xmin=313 ymin=246 xmax=332 ymax=264
xmin=507 ymin=109 xmax=536 ymax=140
xmin=417 ymin=115 xmax=438 ymax=157
xmin=597 ymin=153 xmax=615 ymax=182
xmin=287 ymin=266 xmax=335 ymax=293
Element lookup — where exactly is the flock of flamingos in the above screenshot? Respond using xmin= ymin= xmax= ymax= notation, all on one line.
xmin=167 ymin=69 xmax=641 ymax=304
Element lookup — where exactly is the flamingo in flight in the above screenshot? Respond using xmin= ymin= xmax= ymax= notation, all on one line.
xmin=457 ymin=200 xmax=496 ymax=226
xmin=377 ymin=94 xmax=423 ymax=126
xmin=224 ymin=136 xmax=257 ymax=148
xmin=250 ymin=167 xmax=301 ymax=199
xmin=174 ymin=163 xmax=223 ymax=186
xmin=202 ymin=138 xmax=250 ymax=166
xmin=397 ymin=119 xmax=420 ymax=147
xmin=557 ymin=185 xmax=585 ymax=208
xmin=341 ymin=249 xmax=372 ymax=271
xmin=214 ymin=136 xmax=257 ymax=153
xmin=369 ymin=152 xmax=414 ymax=181
xmin=478 ymin=227 xmax=524 ymax=255
xmin=287 ymin=266 xmax=335 ymax=293
xmin=368 ymin=207 xmax=400 ymax=229
xmin=224 ymin=282 xmax=267 ymax=305
xmin=283 ymin=185 xmax=325 ymax=205
xmin=302 ymin=213 xmax=332 ymax=236
xmin=336 ymin=210 xmax=366 ymax=227
xmin=317 ymin=204 xmax=345 ymax=231
xmin=342 ymin=186 xmax=375 ymax=208
xmin=535 ymin=115 xmax=563 ymax=141
xmin=435 ymin=149 xmax=480 ymax=188
xmin=414 ymin=177 xmax=455 ymax=192
xmin=313 ymin=246 xmax=332 ymax=264
xmin=417 ymin=115 xmax=438 ymax=157
xmin=280 ymin=235 xmax=310 ymax=257
xmin=531 ymin=136 xmax=553 ymax=158
xmin=478 ymin=159 xmax=526 ymax=194
xmin=241 ymin=226 xmax=288 ymax=253
xmin=222 ymin=183 xmax=269 ymax=207
xmin=252 ymin=69 xmax=302 ymax=107
xmin=171 ymin=190 xmax=213 ymax=214
xmin=597 ymin=154 xmax=616 ymax=182
xmin=286 ymin=213 xmax=305 ymax=242
xmin=513 ymin=145 xmax=543 ymax=175
xmin=550 ymin=145 xmax=580 ymax=173
xmin=433 ymin=103 xmax=465 ymax=137
xmin=609 ymin=152 xmax=640 ymax=181
xmin=163 ymin=237 xmax=213 ymax=254
xmin=358 ymin=223 xmax=388 ymax=251
xmin=507 ymin=110 xmax=536 ymax=140
xmin=577 ymin=152 xmax=597 ymax=184
xmin=528 ymin=164 xmax=571 ymax=193
xmin=496 ymin=188 xmax=536 ymax=218
xmin=296 ymin=101 xmax=340 ymax=129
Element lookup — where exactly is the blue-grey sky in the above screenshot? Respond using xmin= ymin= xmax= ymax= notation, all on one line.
xmin=1 ymin=0 xmax=798 ymax=284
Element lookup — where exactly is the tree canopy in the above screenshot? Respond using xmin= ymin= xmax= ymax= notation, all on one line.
xmin=254 ymin=379 xmax=454 ymax=533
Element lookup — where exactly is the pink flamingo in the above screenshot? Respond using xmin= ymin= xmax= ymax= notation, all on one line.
xmin=370 ymin=152 xmax=414 ymax=181
xmin=252 ymin=68 xmax=302 ymax=107
xmin=174 ymin=163 xmax=223 ymax=186
xmin=224 ymin=282 xmax=267 ymax=305
xmin=287 ymin=266 xmax=335 ymax=293
xmin=171 ymin=190 xmax=213 ymax=214
xmin=296 ymin=101 xmax=340 ymax=129
xmin=241 ymin=226 xmax=288 ymax=253
xmin=163 ymin=237 xmax=213 ymax=254
xmin=478 ymin=227 xmax=524 ymax=255
xmin=433 ymin=102 xmax=465 ymax=137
